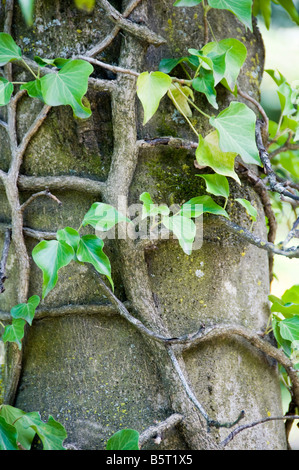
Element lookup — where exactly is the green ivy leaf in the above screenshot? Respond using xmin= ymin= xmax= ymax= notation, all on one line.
xmin=282 ymin=285 xmax=299 ymax=305
xmin=180 ymin=195 xmax=229 ymax=219
xmin=272 ymin=315 xmax=292 ymax=357
xmin=196 ymin=130 xmax=240 ymax=184
xmin=39 ymin=60 xmax=93 ymax=119
xmin=192 ymin=68 xmax=218 ymax=109
xmin=137 ymin=71 xmax=172 ymax=125
xmin=174 ymin=0 xmax=202 ymax=5
xmin=33 ymin=56 xmax=70 ymax=69
xmin=0 ymin=33 xmax=22 ymax=66
xmin=252 ymin=0 xmax=272 ymax=29
xmin=208 ymin=0 xmax=253 ymax=30
xmin=18 ymin=412 xmax=67 ymax=450
xmin=10 ymin=295 xmax=40 ymax=326
xmin=2 ymin=319 xmax=26 ymax=350
xmin=210 ymin=101 xmax=261 ymax=165
xmin=20 ymin=79 xmax=43 ymax=101
xmin=140 ymin=192 xmax=170 ymax=219
xmin=18 ymin=0 xmax=35 ymax=26
xmin=235 ymin=198 xmax=257 ymax=221
xmin=198 ymin=174 xmax=230 ymax=199
xmin=0 ymin=77 xmax=13 ymax=106
xmin=0 ymin=405 xmax=35 ymax=450
xmin=32 ymin=239 xmax=75 ymax=299
xmin=56 ymin=227 xmax=80 ymax=254
xmin=0 ymin=416 xmax=18 ymax=450
xmin=202 ymin=38 xmax=247 ymax=92
xmin=76 ymin=235 xmax=113 ymax=289
xmin=106 ymin=429 xmax=140 ymax=450
xmin=276 ymin=0 xmax=299 ymax=26
xmin=82 ymin=202 xmax=130 ymax=231
xmin=162 ymin=214 xmax=197 ymax=255
xmin=159 ymin=57 xmax=189 ymax=74
xmin=279 ymin=316 xmax=299 ymax=345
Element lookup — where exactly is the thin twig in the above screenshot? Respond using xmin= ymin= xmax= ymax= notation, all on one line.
xmin=221 ymin=415 xmax=299 ymax=447
xmin=20 ymin=189 xmax=62 ymax=213
xmin=139 ymin=413 xmax=184 ymax=448
xmin=238 ymin=87 xmax=269 ymax=134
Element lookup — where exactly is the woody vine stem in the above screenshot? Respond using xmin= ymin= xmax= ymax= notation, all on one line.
xmin=1 ymin=0 xmax=299 ymax=449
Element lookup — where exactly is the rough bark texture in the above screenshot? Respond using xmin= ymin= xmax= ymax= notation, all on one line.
xmin=0 ymin=0 xmax=287 ymax=450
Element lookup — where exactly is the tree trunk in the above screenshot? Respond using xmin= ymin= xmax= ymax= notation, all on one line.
xmin=0 ymin=0 xmax=287 ymax=450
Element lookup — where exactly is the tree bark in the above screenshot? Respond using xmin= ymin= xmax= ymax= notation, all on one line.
xmin=0 ymin=0 xmax=287 ymax=450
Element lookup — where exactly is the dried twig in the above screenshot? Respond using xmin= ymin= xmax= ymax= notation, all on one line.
xmin=20 ymin=189 xmax=62 ymax=213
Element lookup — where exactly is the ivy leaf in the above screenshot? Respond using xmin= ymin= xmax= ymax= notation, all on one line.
xmin=210 ymin=101 xmax=261 ymax=165
xmin=32 ymin=240 xmax=75 ymax=299
xmin=269 ymin=295 xmax=299 ymax=318
xmin=140 ymin=192 xmax=170 ymax=219
xmin=82 ymin=202 xmax=130 ymax=231
xmin=76 ymin=235 xmax=113 ymax=289
xmin=2 ymin=319 xmax=26 ymax=350
xmin=180 ymin=195 xmax=229 ymax=219
xmin=272 ymin=315 xmax=292 ymax=357
xmin=174 ymin=0 xmax=202 ymax=5
xmin=196 ymin=130 xmax=240 ymax=184
xmin=106 ymin=429 xmax=140 ymax=450
xmin=168 ymin=83 xmax=194 ymax=117
xmin=192 ymin=68 xmax=218 ymax=109
xmin=0 ymin=77 xmax=14 ymax=106
xmin=39 ymin=60 xmax=93 ymax=119
xmin=159 ymin=57 xmax=189 ymax=74
xmin=162 ymin=214 xmax=197 ymax=255
xmin=20 ymin=79 xmax=43 ymax=101
xmin=56 ymin=227 xmax=80 ymax=253
xmin=235 ymin=198 xmax=257 ymax=221
xmin=252 ymin=0 xmax=272 ymax=29
xmin=0 ymin=416 xmax=18 ymax=450
xmin=198 ymin=174 xmax=230 ymax=199
xmin=18 ymin=412 xmax=67 ymax=450
xmin=33 ymin=56 xmax=70 ymax=69
xmin=276 ymin=0 xmax=299 ymax=26
xmin=0 ymin=405 xmax=35 ymax=450
xmin=10 ymin=295 xmax=40 ymax=326
xmin=279 ymin=316 xmax=299 ymax=346
xmin=137 ymin=71 xmax=172 ymax=125
xmin=202 ymin=38 xmax=247 ymax=92
xmin=0 ymin=33 xmax=22 ymax=66
xmin=207 ymin=0 xmax=253 ymax=30
xmin=18 ymin=0 xmax=35 ymax=26
xmin=282 ymin=285 xmax=299 ymax=305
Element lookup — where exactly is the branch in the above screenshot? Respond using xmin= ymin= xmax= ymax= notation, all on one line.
xmin=0 ymin=229 xmax=11 ymax=294
xmin=20 ymin=189 xmax=62 ymax=213
xmin=78 ymin=55 xmax=139 ymax=77
xmin=85 ymin=0 xmax=143 ymax=57
xmin=221 ymin=415 xmax=299 ymax=447
xmin=17 ymin=174 xmax=106 ymax=196
xmin=238 ymin=87 xmax=269 ymax=133
xmin=98 ymin=0 xmax=166 ymax=46
xmin=139 ymin=413 xmax=184 ymax=448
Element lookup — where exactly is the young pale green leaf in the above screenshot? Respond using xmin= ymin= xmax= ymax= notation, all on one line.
xmin=282 ymin=285 xmax=299 ymax=305
xmin=106 ymin=429 xmax=140 ymax=450
xmin=10 ymin=295 xmax=40 ymax=326
xmin=210 ymin=101 xmax=261 ymax=166
xmin=0 ymin=405 xmax=35 ymax=450
xmin=39 ymin=59 xmax=93 ymax=119
xmin=0 ymin=77 xmax=14 ymax=106
xmin=235 ymin=198 xmax=257 ymax=222
xmin=269 ymin=295 xmax=299 ymax=318
xmin=207 ymin=0 xmax=253 ymax=30
xmin=18 ymin=0 xmax=35 ymax=26
xmin=252 ymin=0 xmax=271 ymax=29
xmin=0 ymin=33 xmax=22 ymax=66
xmin=174 ymin=0 xmax=202 ymax=5
xmin=272 ymin=315 xmax=292 ymax=357
xmin=202 ymin=38 xmax=247 ymax=91
xmin=18 ymin=412 xmax=67 ymax=450
xmin=198 ymin=174 xmax=230 ymax=199
xmin=32 ymin=239 xmax=75 ymax=299
xmin=2 ymin=319 xmax=26 ymax=350
xmin=163 ymin=214 xmax=197 ymax=255
xmin=140 ymin=192 xmax=170 ymax=219
xmin=181 ymin=195 xmax=229 ymax=219
xmin=0 ymin=416 xmax=18 ymax=450
xmin=196 ymin=130 xmax=240 ymax=184
xmin=168 ymin=83 xmax=194 ymax=117
xmin=137 ymin=71 xmax=172 ymax=125
xmin=276 ymin=0 xmax=299 ymax=25
xmin=82 ymin=202 xmax=130 ymax=231
xmin=192 ymin=68 xmax=218 ymax=109
xmin=76 ymin=235 xmax=113 ymax=288
xmin=74 ymin=0 xmax=95 ymax=11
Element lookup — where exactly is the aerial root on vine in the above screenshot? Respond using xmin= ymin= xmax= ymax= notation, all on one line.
xmin=20 ymin=189 xmax=62 ymax=213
